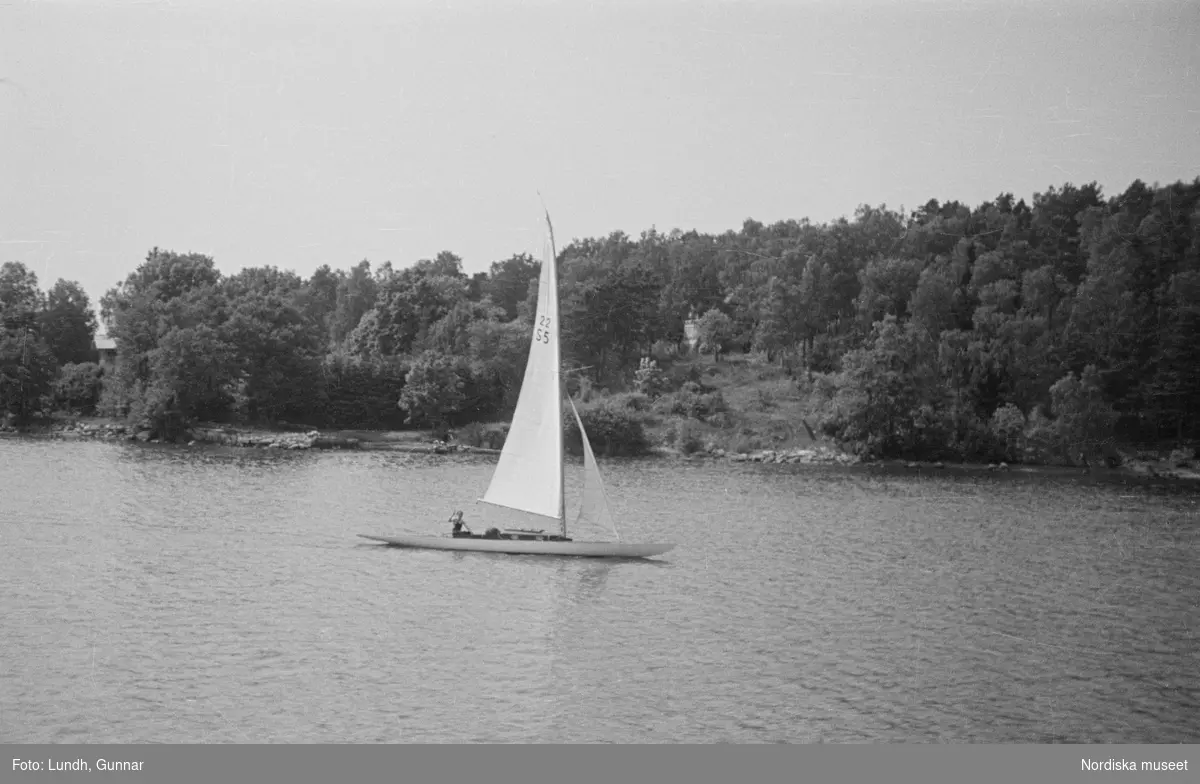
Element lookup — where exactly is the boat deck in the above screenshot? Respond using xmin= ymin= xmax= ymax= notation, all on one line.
xmin=359 ymin=533 xmax=674 ymax=558
xmin=453 ymin=530 xmax=572 ymax=542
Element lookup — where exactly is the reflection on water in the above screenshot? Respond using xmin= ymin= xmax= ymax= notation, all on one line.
xmin=1 ymin=438 xmax=1197 ymax=743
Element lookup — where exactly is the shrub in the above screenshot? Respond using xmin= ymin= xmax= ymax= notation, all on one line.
xmin=569 ymin=374 xmax=597 ymax=403
xmin=660 ymin=421 xmax=676 ymax=446
xmin=706 ymin=411 xmax=734 ymax=429
xmin=804 ymin=371 xmax=838 ymax=403
xmin=649 ymin=340 xmax=676 ymax=363
xmin=821 ymin=392 xmax=964 ymax=460
xmin=563 ymin=399 xmax=650 ymax=457
xmin=764 ymin=419 xmax=796 ymax=445
xmin=729 ymin=433 xmax=767 ymax=454
xmin=652 ymin=381 xmax=727 ymax=420
xmin=1022 ymin=405 xmax=1061 ymax=464
xmin=673 ymin=418 xmax=705 ymax=454
xmin=610 ymin=391 xmax=651 ymax=412
xmin=989 ymin=403 xmax=1026 ymax=462
xmin=96 ymin=379 xmax=131 ymax=419
xmin=457 ymin=421 xmax=508 ymax=450
xmin=53 ymin=362 xmax=104 ymax=415
xmin=753 ymin=388 xmax=774 ymax=411
xmin=632 ymin=357 xmax=667 ymax=398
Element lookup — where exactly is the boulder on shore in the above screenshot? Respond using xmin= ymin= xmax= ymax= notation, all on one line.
xmin=727 ymin=445 xmax=857 ymax=466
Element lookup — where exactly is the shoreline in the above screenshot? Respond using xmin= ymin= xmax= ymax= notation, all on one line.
xmin=3 ymin=417 xmax=1197 ymax=481
xmin=657 ymin=445 xmax=1200 ymax=481
xmin=0 ymin=418 xmax=494 ymax=455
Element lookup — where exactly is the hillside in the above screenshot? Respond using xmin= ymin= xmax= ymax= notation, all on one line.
xmin=637 ymin=352 xmax=821 ymax=455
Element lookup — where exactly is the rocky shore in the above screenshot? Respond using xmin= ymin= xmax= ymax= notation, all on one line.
xmin=0 ymin=419 xmax=131 ymax=441
xmin=662 ymin=441 xmax=1200 ymax=479
xmin=0 ymin=418 xmax=497 ymax=454
xmin=2 ymin=417 xmax=855 ymax=463
xmin=0 ymin=419 xmax=362 ymax=450
xmin=724 ymin=444 xmax=859 ymax=465
xmin=187 ymin=425 xmax=362 ymax=450
xmin=865 ymin=454 xmax=1200 ymax=481
xmin=649 ymin=442 xmax=858 ymax=465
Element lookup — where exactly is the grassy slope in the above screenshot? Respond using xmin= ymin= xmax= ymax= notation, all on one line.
xmin=632 ymin=353 xmax=1200 ymax=476
xmin=639 ymin=352 xmax=824 ymax=454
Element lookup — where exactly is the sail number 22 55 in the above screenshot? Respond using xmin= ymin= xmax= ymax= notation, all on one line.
xmin=534 ymin=316 xmax=552 ymax=345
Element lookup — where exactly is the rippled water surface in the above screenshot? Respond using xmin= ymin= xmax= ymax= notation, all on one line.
xmin=2 ymin=438 xmax=1197 ymax=743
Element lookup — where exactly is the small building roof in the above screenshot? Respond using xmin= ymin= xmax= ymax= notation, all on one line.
xmin=94 ymin=334 xmax=117 ymax=351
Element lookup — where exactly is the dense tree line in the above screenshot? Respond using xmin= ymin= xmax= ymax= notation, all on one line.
xmin=3 ymin=175 xmax=1198 ymax=462
xmin=0 ymin=263 xmax=99 ymax=422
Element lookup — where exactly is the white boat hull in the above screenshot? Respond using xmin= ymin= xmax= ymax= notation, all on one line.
xmin=359 ymin=533 xmax=674 ymax=558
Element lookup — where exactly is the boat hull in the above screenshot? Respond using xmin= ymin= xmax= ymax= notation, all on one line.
xmin=358 ymin=533 xmax=674 ymax=558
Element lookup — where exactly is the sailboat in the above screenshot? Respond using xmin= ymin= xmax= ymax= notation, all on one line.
xmin=359 ymin=210 xmax=675 ymax=559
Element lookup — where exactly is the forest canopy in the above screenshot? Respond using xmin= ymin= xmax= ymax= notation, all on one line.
xmin=2 ymin=176 xmax=1198 ymax=461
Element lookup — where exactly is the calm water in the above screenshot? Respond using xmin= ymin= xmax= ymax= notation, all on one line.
xmin=1 ymin=438 xmax=1197 ymax=744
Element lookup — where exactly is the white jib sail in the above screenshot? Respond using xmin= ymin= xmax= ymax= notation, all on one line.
xmin=569 ymin=398 xmax=621 ymax=542
xmin=480 ymin=226 xmax=564 ymax=526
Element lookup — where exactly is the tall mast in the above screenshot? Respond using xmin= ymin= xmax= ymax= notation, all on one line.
xmin=544 ymin=206 xmax=567 ymax=538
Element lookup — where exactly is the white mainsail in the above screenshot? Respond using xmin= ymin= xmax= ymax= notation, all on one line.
xmin=480 ymin=216 xmax=566 ymax=532
xmin=569 ymin=398 xmax=621 ymax=542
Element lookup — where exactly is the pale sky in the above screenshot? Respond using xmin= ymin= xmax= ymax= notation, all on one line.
xmin=2 ymin=0 xmax=1198 ymax=311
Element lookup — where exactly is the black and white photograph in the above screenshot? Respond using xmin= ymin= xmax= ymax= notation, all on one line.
xmin=2 ymin=0 xmax=1198 ymax=760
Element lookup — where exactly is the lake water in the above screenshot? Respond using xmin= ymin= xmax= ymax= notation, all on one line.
xmin=1 ymin=438 xmax=1197 ymax=743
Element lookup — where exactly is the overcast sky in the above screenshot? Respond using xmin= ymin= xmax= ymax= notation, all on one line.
xmin=2 ymin=0 xmax=1197 ymax=311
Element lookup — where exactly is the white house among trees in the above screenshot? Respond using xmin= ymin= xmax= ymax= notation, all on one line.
xmin=93 ymin=334 xmax=117 ymax=369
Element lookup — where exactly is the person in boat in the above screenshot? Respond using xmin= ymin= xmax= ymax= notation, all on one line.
xmin=450 ymin=510 xmax=470 ymax=536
